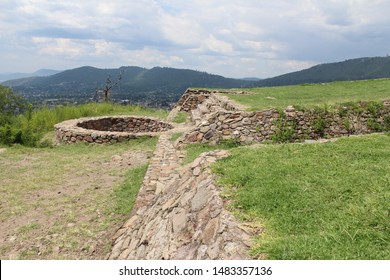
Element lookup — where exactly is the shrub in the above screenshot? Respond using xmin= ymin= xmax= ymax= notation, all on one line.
xmin=272 ymin=112 xmax=297 ymax=143
xmin=384 ymin=116 xmax=390 ymax=131
xmin=366 ymin=101 xmax=384 ymax=117
xmin=367 ymin=118 xmax=384 ymax=132
xmin=312 ymin=117 xmax=327 ymax=137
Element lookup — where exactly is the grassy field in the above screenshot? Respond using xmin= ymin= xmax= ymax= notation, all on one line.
xmin=225 ymin=79 xmax=390 ymax=110
xmin=0 ymin=102 xmax=168 ymax=146
xmin=212 ymin=134 xmax=390 ymax=259
xmin=0 ymin=137 xmax=156 ymax=259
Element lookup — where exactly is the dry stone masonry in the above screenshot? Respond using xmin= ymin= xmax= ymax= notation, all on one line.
xmin=180 ymin=89 xmax=390 ymax=145
xmin=55 ymin=116 xmax=173 ymax=144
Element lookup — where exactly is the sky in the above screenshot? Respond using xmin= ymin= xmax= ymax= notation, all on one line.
xmin=1 ymin=0 xmax=390 ymax=78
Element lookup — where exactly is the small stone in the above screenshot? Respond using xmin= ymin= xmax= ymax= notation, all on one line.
xmin=123 ymin=215 xmax=139 ymax=228
xmin=200 ymin=126 xmax=210 ymax=133
xmin=193 ymin=167 xmax=201 ymax=176
xmin=110 ymin=239 xmax=124 ymax=259
xmin=195 ymin=133 xmax=203 ymax=141
xmin=202 ymin=218 xmax=219 ymax=244
xmin=207 ymin=239 xmax=222 ymax=259
xmin=186 ymin=131 xmax=198 ymax=142
xmin=204 ymin=129 xmax=214 ymax=140
xmin=155 ymin=182 xmax=164 ymax=195
xmin=196 ymin=245 xmax=208 ymax=260
xmin=112 ymin=228 xmax=127 ymax=240
xmin=172 ymin=209 xmax=187 ymax=233
xmin=285 ymin=105 xmax=295 ymax=112
xmin=218 ymin=115 xmax=226 ymax=121
xmin=8 ymin=236 xmax=16 ymax=242
xmin=128 ymin=238 xmax=139 ymax=252
xmin=191 ymin=188 xmax=212 ymax=211
xmin=191 ymin=157 xmax=203 ymax=169
xmin=162 ymin=196 xmax=179 ymax=211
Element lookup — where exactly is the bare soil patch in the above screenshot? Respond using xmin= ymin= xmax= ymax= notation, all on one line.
xmin=0 ymin=142 xmax=153 ymax=259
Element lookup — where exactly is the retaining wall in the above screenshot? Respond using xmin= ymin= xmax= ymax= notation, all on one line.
xmin=180 ymin=89 xmax=390 ymax=144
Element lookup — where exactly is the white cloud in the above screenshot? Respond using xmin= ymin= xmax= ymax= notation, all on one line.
xmin=1 ymin=0 xmax=390 ymax=77
xmin=201 ymin=35 xmax=234 ymax=56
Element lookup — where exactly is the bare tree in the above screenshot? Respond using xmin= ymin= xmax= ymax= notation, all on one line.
xmin=96 ymin=72 xmax=122 ymax=102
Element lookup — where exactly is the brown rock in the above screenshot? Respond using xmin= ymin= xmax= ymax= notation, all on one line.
xmin=186 ymin=131 xmax=198 ymax=142
xmin=196 ymin=133 xmax=204 ymax=141
xmin=202 ymin=218 xmax=219 ymax=244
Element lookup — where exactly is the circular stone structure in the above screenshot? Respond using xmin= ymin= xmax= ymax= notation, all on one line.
xmin=55 ymin=116 xmax=174 ymax=144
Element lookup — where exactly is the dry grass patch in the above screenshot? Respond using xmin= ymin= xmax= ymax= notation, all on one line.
xmin=0 ymin=137 xmax=156 ymax=259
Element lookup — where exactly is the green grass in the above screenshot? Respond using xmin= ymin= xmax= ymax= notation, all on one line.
xmin=212 ymin=134 xmax=390 ymax=259
xmin=111 ymin=164 xmax=148 ymax=215
xmin=25 ymin=102 xmax=168 ymax=133
xmin=225 ymin=79 xmax=390 ymax=110
xmin=170 ymin=132 xmax=183 ymax=142
xmin=1 ymin=102 xmax=168 ymax=146
xmin=172 ymin=111 xmax=188 ymax=124
xmin=183 ymin=141 xmax=240 ymax=165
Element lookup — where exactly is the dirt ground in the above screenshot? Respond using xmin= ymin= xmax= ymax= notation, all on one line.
xmin=0 ymin=144 xmax=152 ymax=260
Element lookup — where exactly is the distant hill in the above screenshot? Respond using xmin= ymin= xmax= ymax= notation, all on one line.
xmin=0 ymin=69 xmax=61 ymax=83
xmin=2 ymin=66 xmax=253 ymax=107
xmin=256 ymin=56 xmax=390 ymax=86
xmin=3 ymin=56 xmax=390 ymax=108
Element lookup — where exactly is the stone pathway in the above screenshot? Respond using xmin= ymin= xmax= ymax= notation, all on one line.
xmin=107 ymin=108 xmax=255 ymax=260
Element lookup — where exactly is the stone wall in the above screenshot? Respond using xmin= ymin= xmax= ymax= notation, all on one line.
xmin=77 ymin=116 xmax=173 ymax=133
xmin=184 ymin=106 xmax=390 ymax=144
xmin=176 ymin=89 xmax=212 ymax=112
xmin=55 ymin=116 xmax=173 ymax=144
xmin=181 ymin=90 xmax=390 ymax=144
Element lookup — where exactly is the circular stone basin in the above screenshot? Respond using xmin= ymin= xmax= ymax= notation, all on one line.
xmin=55 ymin=116 xmax=173 ymax=144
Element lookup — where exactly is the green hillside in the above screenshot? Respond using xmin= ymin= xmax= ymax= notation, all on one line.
xmin=2 ymin=66 xmax=252 ymax=107
xmin=226 ymin=78 xmax=390 ymax=111
xmin=257 ymin=56 xmax=390 ymax=87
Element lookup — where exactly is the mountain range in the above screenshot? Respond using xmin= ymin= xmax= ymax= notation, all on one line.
xmin=256 ymin=56 xmax=390 ymax=86
xmin=2 ymin=56 xmax=390 ymax=107
xmin=0 ymin=69 xmax=62 ymax=83
xmin=2 ymin=66 xmax=251 ymax=107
